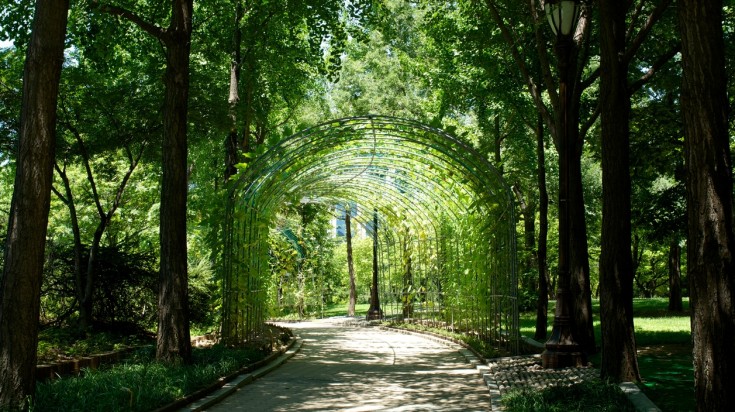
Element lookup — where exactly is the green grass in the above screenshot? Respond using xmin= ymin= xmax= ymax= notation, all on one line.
xmin=521 ymin=297 xmax=694 ymax=411
xmin=321 ymin=303 xmax=370 ymax=317
xmin=502 ymin=380 xmax=636 ymax=412
xmin=271 ymin=302 xmax=371 ymax=320
xmin=33 ymin=345 xmax=268 ymax=412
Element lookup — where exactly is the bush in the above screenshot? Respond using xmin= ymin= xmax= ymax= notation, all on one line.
xmin=41 ymin=244 xmax=158 ymax=328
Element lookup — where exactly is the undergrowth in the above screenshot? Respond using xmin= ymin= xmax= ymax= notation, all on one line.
xmin=33 ymin=344 xmax=268 ymax=412
xmin=502 ymin=381 xmax=636 ymax=412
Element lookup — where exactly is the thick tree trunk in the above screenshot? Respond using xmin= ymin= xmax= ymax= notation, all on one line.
xmin=568 ymin=122 xmax=595 ymax=354
xmin=679 ymin=1 xmax=735 ymax=409
xmin=346 ymin=211 xmax=357 ymax=316
xmin=0 ymin=1 xmax=69 ymax=408
xmin=598 ymin=0 xmax=640 ymax=383
xmin=668 ymin=240 xmax=683 ymax=312
xmin=156 ymin=0 xmax=193 ymax=364
xmin=535 ymin=114 xmax=549 ymax=341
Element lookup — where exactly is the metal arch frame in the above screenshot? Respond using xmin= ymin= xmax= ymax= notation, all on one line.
xmin=222 ymin=115 xmax=519 ymax=353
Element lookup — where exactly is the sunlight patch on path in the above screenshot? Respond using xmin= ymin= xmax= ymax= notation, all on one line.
xmin=205 ymin=318 xmax=490 ymax=411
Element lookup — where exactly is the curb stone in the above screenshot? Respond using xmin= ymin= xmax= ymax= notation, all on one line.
xmin=620 ymin=382 xmax=662 ymax=412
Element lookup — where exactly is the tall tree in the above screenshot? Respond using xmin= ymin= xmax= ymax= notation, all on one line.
xmin=96 ymin=0 xmax=194 ymax=363
xmin=346 ymin=209 xmax=357 ymax=316
xmin=598 ymin=0 xmax=677 ymax=382
xmin=597 ymin=0 xmax=639 ymax=383
xmin=679 ymin=0 xmax=735 ymax=409
xmin=482 ymin=0 xmax=598 ymax=353
xmin=0 ymin=0 xmax=70 ymax=408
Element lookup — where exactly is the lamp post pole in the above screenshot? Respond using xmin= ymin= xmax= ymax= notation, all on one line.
xmin=541 ymin=0 xmax=586 ymax=369
xmin=367 ymin=208 xmax=383 ymax=320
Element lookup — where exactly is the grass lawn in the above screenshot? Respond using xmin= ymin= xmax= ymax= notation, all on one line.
xmin=520 ymin=297 xmax=694 ymax=411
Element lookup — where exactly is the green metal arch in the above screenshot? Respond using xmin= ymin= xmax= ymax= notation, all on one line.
xmin=222 ymin=115 xmax=519 ymax=353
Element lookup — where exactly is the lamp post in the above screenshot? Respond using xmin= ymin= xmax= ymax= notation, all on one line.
xmin=367 ymin=208 xmax=383 ymax=320
xmin=541 ymin=0 xmax=586 ymax=369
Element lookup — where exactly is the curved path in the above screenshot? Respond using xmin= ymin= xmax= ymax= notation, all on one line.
xmin=205 ymin=319 xmax=490 ymax=411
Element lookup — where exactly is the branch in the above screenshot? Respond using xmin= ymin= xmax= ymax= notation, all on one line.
xmin=580 ymin=66 xmax=600 ymax=90
xmin=94 ymin=1 xmax=165 ymax=40
xmin=625 ymin=0 xmax=646 ymax=43
xmin=484 ymin=0 xmax=553 ymax=137
xmin=59 ymin=105 xmax=106 ymax=220
xmin=623 ymin=0 xmax=674 ymax=64
xmin=580 ymin=99 xmax=601 ymax=141
xmin=51 ymin=184 xmax=68 ymax=204
xmin=105 ymin=145 xmax=143 ymax=223
xmin=628 ymin=43 xmax=681 ymax=94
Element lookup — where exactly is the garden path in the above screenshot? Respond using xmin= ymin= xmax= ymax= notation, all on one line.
xmin=203 ymin=318 xmax=490 ymax=411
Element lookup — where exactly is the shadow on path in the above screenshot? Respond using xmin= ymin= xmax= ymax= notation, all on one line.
xmin=205 ymin=319 xmax=490 ymax=411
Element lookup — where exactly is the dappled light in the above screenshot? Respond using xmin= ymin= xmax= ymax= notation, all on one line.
xmin=208 ymin=319 xmax=490 ymax=411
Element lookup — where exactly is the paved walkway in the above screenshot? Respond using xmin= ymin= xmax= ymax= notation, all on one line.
xmin=204 ymin=319 xmax=490 ymax=411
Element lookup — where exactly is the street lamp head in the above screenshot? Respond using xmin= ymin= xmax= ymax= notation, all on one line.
xmin=544 ymin=0 xmax=581 ymax=38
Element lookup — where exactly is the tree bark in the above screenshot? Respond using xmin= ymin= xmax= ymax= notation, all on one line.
xmin=156 ymin=0 xmax=193 ymax=363
xmin=598 ymin=0 xmax=640 ymax=382
xmin=346 ymin=211 xmax=357 ymax=316
xmin=97 ymin=0 xmax=193 ymax=364
xmin=679 ymin=1 xmax=735 ymax=409
xmin=667 ymin=240 xmax=683 ymax=312
xmin=224 ymin=0 xmax=243 ymax=182
xmin=568 ymin=79 xmax=596 ymax=355
xmin=0 ymin=1 xmax=69 ymax=408
xmin=534 ymin=114 xmax=549 ymax=341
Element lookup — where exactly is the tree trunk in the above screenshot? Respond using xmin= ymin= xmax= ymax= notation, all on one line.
xmin=568 ymin=105 xmax=595 ymax=355
xmin=598 ymin=0 xmax=640 ymax=382
xmin=346 ymin=211 xmax=357 ymax=316
xmin=535 ymin=114 xmax=549 ymax=341
xmin=224 ymin=0 xmax=243 ymax=182
xmin=401 ymin=234 xmax=414 ymax=319
xmin=679 ymin=1 xmax=735 ymax=409
xmin=493 ymin=115 xmax=504 ymax=175
xmin=366 ymin=210 xmax=382 ymax=319
xmin=0 ymin=1 xmax=69 ymax=408
xmin=156 ymin=0 xmax=193 ymax=364
xmin=512 ymin=184 xmax=537 ymax=275
xmin=53 ymin=163 xmax=89 ymax=331
xmin=667 ymin=240 xmax=683 ymax=312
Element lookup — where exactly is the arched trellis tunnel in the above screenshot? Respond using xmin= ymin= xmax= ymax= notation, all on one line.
xmin=222 ymin=115 xmax=519 ymax=354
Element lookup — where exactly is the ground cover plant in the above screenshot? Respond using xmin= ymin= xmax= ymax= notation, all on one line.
xmin=33 ymin=344 xmax=269 ymax=412
xmin=501 ymin=380 xmax=636 ymax=412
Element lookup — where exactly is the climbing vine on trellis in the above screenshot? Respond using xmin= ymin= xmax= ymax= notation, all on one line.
xmin=222 ymin=115 xmax=519 ymax=353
